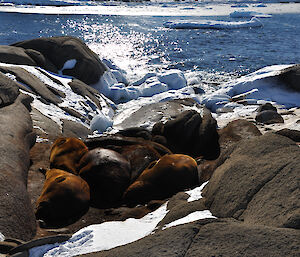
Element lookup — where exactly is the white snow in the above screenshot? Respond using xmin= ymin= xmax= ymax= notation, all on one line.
xmin=202 ymin=64 xmax=300 ymax=113
xmin=162 ymin=210 xmax=216 ymax=230
xmin=29 ymin=202 xmax=169 ymax=257
xmin=186 ymin=181 xmax=209 ymax=202
xmin=164 ymin=17 xmax=263 ymax=29
xmin=230 ymin=10 xmax=272 ymax=18
xmin=0 ymin=232 xmax=5 ymax=242
xmin=90 ymin=112 xmax=113 ymax=133
xmin=59 ymin=59 xmax=77 ymax=74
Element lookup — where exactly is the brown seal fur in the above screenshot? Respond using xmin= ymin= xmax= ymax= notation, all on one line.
xmin=50 ymin=137 xmax=88 ymax=174
xmin=123 ymin=154 xmax=199 ymax=206
xmin=78 ymin=148 xmax=131 ymax=208
xmin=35 ymin=169 xmax=90 ymax=227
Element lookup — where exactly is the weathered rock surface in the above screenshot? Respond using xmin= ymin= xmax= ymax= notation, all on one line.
xmin=255 ymin=110 xmax=284 ymax=124
xmin=278 ymin=63 xmax=300 ymax=92
xmin=203 ymin=133 xmax=300 ymax=228
xmin=0 ymin=94 xmax=37 ymax=241
xmin=83 ymin=219 xmax=300 ymax=257
xmin=0 ymin=71 xmax=20 ymax=107
xmin=0 ymin=45 xmax=36 ymax=66
xmin=152 ymin=109 xmax=220 ymax=159
xmin=12 ymin=36 xmax=107 ymax=85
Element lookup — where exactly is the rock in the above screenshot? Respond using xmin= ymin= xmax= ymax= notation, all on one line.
xmin=202 ymin=133 xmax=300 ymax=228
xmin=255 ymin=110 xmax=284 ymax=124
xmin=0 ymin=71 xmax=20 ymax=107
xmin=122 ymin=154 xmax=199 ymax=206
xmin=275 ymin=128 xmax=300 ymax=142
xmin=185 ymin=220 xmax=300 ymax=257
xmin=256 ymin=102 xmax=277 ymax=113
xmin=153 ymin=109 xmax=220 ymax=159
xmin=0 ymin=95 xmax=37 ymax=241
xmin=0 ymin=45 xmax=36 ymax=66
xmin=114 ymin=98 xmax=200 ymax=131
xmin=68 ymin=79 xmax=104 ymax=111
xmin=0 ymin=66 xmax=62 ymax=105
xmin=12 ymin=36 xmax=107 ymax=85
xmin=278 ymin=63 xmax=300 ymax=92
xmin=82 ymin=219 xmax=300 ymax=257
xmin=62 ymin=119 xmax=91 ymax=139
xmin=24 ymin=49 xmax=58 ymax=73
xmin=78 ymin=148 xmax=131 ymax=208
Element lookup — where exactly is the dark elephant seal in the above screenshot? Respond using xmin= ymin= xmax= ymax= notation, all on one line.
xmin=50 ymin=137 xmax=88 ymax=174
xmin=123 ymin=154 xmax=199 ymax=206
xmin=78 ymin=148 xmax=131 ymax=208
xmin=35 ymin=169 xmax=90 ymax=227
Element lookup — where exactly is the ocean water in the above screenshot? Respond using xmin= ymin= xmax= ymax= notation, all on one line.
xmin=1 ymin=0 xmax=300 ymax=84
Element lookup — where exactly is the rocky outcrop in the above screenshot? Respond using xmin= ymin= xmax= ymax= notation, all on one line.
xmin=203 ymin=133 xmax=300 ymax=228
xmin=152 ymin=109 xmax=220 ymax=160
xmin=0 ymin=94 xmax=37 ymax=241
xmin=278 ymin=64 xmax=300 ymax=92
xmin=0 ymin=71 xmax=20 ymax=107
xmin=12 ymin=36 xmax=107 ymax=85
xmin=0 ymin=45 xmax=37 ymax=66
xmin=255 ymin=103 xmax=284 ymax=124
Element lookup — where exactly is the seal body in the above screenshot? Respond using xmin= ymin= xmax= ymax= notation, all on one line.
xmin=78 ymin=148 xmax=131 ymax=208
xmin=35 ymin=169 xmax=90 ymax=227
xmin=50 ymin=137 xmax=88 ymax=174
xmin=123 ymin=154 xmax=199 ymax=206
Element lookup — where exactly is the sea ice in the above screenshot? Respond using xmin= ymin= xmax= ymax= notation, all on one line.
xmin=164 ymin=17 xmax=263 ymax=29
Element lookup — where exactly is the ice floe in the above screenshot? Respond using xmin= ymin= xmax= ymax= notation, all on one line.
xmin=164 ymin=17 xmax=263 ymax=29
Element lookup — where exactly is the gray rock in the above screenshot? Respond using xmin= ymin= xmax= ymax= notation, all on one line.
xmin=0 ymin=95 xmax=37 ymax=241
xmin=278 ymin=63 xmax=300 ymax=92
xmin=0 ymin=71 xmax=20 ymax=107
xmin=12 ymin=36 xmax=107 ymax=85
xmin=0 ymin=45 xmax=36 ymax=66
xmin=62 ymin=119 xmax=91 ymax=139
xmin=255 ymin=110 xmax=284 ymax=124
xmin=203 ymin=133 xmax=300 ymax=228
xmin=0 ymin=66 xmax=62 ymax=105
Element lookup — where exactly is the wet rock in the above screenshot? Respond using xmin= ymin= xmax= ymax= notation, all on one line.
xmin=278 ymin=63 xmax=300 ymax=92
xmin=12 ymin=36 xmax=107 ymax=85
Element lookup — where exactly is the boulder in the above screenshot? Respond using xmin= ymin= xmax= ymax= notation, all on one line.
xmin=0 ymin=94 xmax=37 ymax=241
xmin=152 ymin=109 xmax=220 ymax=159
xmin=275 ymin=128 xmax=300 ymax=143
xmin=12 ymin=36 xmax=107 ymax=85
xmin=278 ymin=63 xmax=300 ymax=92
xmin=255 ymin=110 xmax=284 ymax=124
xmin=203 ymin=133 xmax=300 ymax=228
xmin=0 ymin=71 xmax=20 ymax=107
xmin=0 ymin=66 xmax=62 ymax=105
xmin=0 ymin=45 xmax=36 ymax=66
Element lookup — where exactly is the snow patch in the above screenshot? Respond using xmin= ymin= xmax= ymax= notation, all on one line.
xmin=162 ymin=210 xmax=216 ymax=230
xmin=230 ymin=10 xmax=271 ymax=18
xmin=186 ymin=181 xmax=209 ymax=202
xmin=29 ymin=203 xmax=169 ymax=257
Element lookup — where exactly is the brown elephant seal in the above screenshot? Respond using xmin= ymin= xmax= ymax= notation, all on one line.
xmin=50 ymin=137 xmax=88 ymax=174
xmin=35 ymin=169 xmax=90 ymax=228
xmin=78 ymin=148 xmax=131 ymax=208
xmin=123 ymin=154 xmax=199 ymax=206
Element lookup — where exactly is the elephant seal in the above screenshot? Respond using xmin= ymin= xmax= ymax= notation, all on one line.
xmin=50 ymin=137 xmax=88 ymax=174
xmin=35 ymin=169 xmax=90 ymax=227
xmin=78 ymin=148 xmax=131 ymax=208
xmin=123 ymin=154 xmax=199 ymax=206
